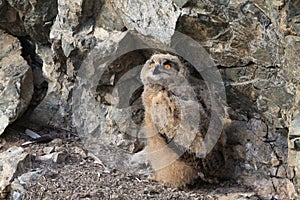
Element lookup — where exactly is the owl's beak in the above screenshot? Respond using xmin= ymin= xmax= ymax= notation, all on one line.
xmin=152 ymin=65 xmax=161 ymax=75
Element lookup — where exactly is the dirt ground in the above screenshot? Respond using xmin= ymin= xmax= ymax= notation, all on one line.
xmin=0 ymin=124 xmax=260 ymax=200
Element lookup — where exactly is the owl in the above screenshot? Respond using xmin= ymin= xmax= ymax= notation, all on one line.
xmin=140 ymin=54 xmax=220 ymax=187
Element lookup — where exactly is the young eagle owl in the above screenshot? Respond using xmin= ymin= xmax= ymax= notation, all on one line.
xmin=140 ymin=54 xmax=212 ymax=186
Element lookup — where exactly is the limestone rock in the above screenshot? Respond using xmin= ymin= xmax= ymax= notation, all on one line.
xmin=0 ymin=31 xmax=33 ymax=135
xmin=50 ymin=0 xmax=99 ymax=56
xmin=0 ymin=0 xmax=57 ymax=44
xmin=29 ymin=0 xmax=100 ymax=127
xmin=98 ymin=0 xmax=180 ymax=43
xmin=0 ymin=146 xmax=30 ymax=199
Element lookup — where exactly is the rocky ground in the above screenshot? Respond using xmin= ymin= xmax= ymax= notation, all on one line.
xmin=0 ymin=124 xmax=260 ymax=200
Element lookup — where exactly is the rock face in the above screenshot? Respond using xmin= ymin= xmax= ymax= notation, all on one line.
xmin=1 ymin=0 xmax=300 ymax=199
xmin=0 ymin=30 xmax=33 ymax=135
xmin=0 ymin=0 xmax=57 ymax=44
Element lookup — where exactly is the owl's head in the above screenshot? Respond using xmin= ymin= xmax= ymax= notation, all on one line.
xmin=140 ymin=54 xmax=187 ymax=86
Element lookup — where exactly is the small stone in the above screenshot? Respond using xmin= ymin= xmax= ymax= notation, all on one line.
xmin=43 ymin=146 xmax=55 ymax=154
xmin=286 ymin=167 xmax=295 ymax=179
xmin=289 ymin=115 xmax=300 ymax=139
xmin=36 ymin=151 xmax=45 ymax=156
xmin=53 ymin=151 xmax=68 ymax=164
xmin=272 ymin=0 xmax=284 ymax=7
xmin=269 ymin=166 xmax=278 ymax=177
xmin=87 ymin=152 xmax=106 ymax=166
xmin=111 ymin=193 xmax=119 ymax=199
xmin=35 ymin=153 xmax=53 ymax=162
xmin=287 ymin=180 xmax=298 ymax=199
xmin=49 ymin=138 xmax=63 ymax=146
xmin=18 ymin=170 xmax=45 ymax=185
xmin=35 ymin=151 xmax=68 ymax=164
xmin=54 ymin=146 xmax=64 ymax=152
xmin=290 ymin=138 xmax=300 ymax=151
xmin=270 ymin=159 xmax=281 ymax=167
xmin=10 ymin=170 xmax=45 ymax=200
xmin=25 ymin=129 xmax=41 ymax=139
xmin=73 ymin=146 xmax=87 ymax=158
xmin=276 ymin=165 xmax=287 ymax=178
xmin=247 ymin=119 xmax=267 ymax=138
xmin=172 ymin=0 xmax=190 ymax=7
xmin=11 ymin=189 xmax=23 ymax=200
xmin=0 ymin=138 xmax=6 ymax=150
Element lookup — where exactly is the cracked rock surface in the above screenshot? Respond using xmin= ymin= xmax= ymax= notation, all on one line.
xmin=0 ymin=0 xmax=300 ymax=199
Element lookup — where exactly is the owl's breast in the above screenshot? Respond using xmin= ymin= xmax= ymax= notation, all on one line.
xmin=149 ymin=89 xmax=179 ymax=140
xmin=142 ymin=85 xmax=206 ymax=155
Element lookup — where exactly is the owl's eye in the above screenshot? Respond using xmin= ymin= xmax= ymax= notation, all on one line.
xmin=149 ymin=62 xmax=155 ymax=68
xmin=164 ymin=63 xmax=171 ymax=70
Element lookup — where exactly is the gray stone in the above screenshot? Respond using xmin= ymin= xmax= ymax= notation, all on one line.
xmin=28 ymin=0 xmax=101 ymax=128
xmin=43 ymin=146 xmax=55 ymax=154
xmin=172 ymin=0 xmax=190 ymax=8
xmin=0 ymin=31 xmax=33 ymax=135
xmin=49 ymin=138 xmax=63 ymax=146
xmin=107 ymin=0 xmax=180 ymax=44
xmin=0 ymin=146 xmax=30 ymax=199
xmin=73 ymin=146 xmax=87 ymax=158
xmin=0 ymin=0 xmax=57 ymax=44
xmin=50 ymin=0 xmax=98 ymax=55
xmin=28 ymin=46 xmax=71 ymax=127
xmin=223 ymin=120 xmax=291 ymax=198
xmin=0 ymin=0 xmax=26 ymax=36
xmin=10 ymin=170 xmax=45 ymax=200
xmin=35 ymin=151 xmax=68 ymax=164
